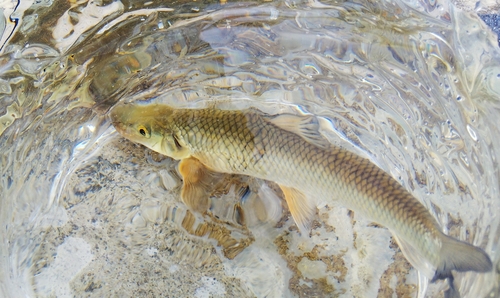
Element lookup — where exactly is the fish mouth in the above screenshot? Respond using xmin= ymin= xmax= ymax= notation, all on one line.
xmin=109 ymin=105 xmax=130 ymax=136
xmin=111 ymin=120 xmax=125 ymax=135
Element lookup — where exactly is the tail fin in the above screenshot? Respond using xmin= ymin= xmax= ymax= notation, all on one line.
xmin=432 ymin=235 xmax=492 ymax=282
xmin=444 ymin=275 xmax=459 ymax=298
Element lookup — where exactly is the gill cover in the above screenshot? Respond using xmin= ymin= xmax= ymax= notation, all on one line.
xmin=162 ymin=132 xmax=191 ymax=160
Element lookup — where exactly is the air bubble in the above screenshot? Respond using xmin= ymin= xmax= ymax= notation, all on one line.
xmin=467 ymin=124 xmax=478 ymax=141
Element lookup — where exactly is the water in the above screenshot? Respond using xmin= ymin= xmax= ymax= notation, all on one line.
xmin=1 ymin=0 xmax=499 ymax=297
xmin=480 ymin=14 xmax=500 ymax=46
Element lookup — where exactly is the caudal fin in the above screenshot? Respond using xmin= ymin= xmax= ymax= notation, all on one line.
xmin=432 ymin=235 xmax=492 ymax=282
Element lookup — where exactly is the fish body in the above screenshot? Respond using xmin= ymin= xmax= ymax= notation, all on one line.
xmin=110 ymin=103 xmax=492 ymax=285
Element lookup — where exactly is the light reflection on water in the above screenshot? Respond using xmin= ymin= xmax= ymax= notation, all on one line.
xmin=1 ymin=0 xmax=499 ymax=297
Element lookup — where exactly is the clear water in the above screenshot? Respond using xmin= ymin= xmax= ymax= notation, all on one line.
xmin=1 ymin=0 xmax=499 ymax=297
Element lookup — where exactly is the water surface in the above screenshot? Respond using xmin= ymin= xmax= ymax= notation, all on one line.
xmin=1 ymin=0 xmax=499 ymax=297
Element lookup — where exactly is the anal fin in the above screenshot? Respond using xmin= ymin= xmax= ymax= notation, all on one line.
xmin=392 ymin=234 xmax=435 ymax=279
xmin=178 ymin=157 xmax=223 ymax=213
xmin=279 ymin=185 xmax=316 ymax=235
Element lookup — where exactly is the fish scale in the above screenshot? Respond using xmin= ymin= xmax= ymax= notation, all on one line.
xmin=174 ymin=109 xmax=440 ymax=250
xmin=110 ymin=103 xmax=492 ymax=295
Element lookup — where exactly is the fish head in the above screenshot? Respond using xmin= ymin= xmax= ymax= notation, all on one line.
xmin=110 ymin=103 xmax=191 ymax=159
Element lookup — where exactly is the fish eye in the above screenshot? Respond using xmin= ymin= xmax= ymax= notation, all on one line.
xmin=137 ymin=125 xmax=150 ymax=138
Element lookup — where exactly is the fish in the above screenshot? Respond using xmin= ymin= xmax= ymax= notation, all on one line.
xmin=110 ymin=102 xmax=492 ymax=293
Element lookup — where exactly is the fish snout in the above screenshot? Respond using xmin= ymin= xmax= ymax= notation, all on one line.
xmin=109 ymin=104 xmax=128 ymax=122
xmin=111 ymin=120 xmax=126 ymax=135
xmin=109 ymin=104 xmax=131 ymax=135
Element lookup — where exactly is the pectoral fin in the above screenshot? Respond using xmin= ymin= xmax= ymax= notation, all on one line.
xmin=178 ymin=157 xmax=223 ymax=213
xmin=279 ymin=185 xmax=316 ymax=234
xmin=264 ymin=113 xmax=330 ymax=150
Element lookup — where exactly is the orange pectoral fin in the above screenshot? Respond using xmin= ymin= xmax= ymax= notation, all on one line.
xmin=279 ymin=185 xmax=316 ymax=235
xmin=178 ymin=157 xmax=223 ymax=213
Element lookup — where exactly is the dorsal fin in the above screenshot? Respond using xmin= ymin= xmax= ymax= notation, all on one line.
xmin=263 ymin=113 xmax=331 ymax=150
